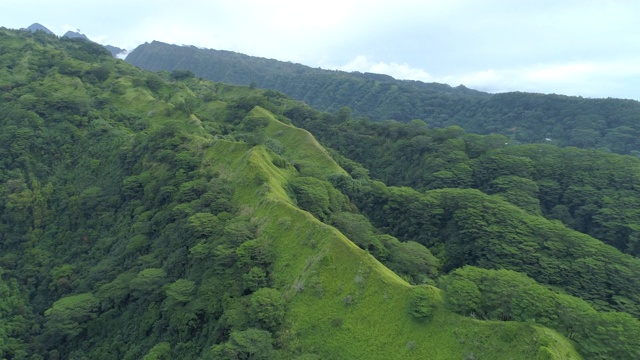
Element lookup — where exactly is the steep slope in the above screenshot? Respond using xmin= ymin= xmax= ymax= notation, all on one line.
xmin=126 ymin=41 xmax=640 ymax=155
xmin=0 ymin=28 xmax=583 ymax=359
xmin=205 ymin=115 xmax=580 ymax=360
xmin=289 ymin=111 xmax=640 ymax=258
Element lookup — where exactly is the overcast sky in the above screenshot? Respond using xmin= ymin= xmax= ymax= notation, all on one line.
xmin=2 ymin=0 xmax=640 ymax=100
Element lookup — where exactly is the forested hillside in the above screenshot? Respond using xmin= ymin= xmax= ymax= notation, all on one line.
xmin=126 ymin=41 xmax=640 ymax=155
xmin=2 ymin=27 xmax=640 ymax=359
xmin=290 ymin=110 xmax=640 ymax=258
xmin=123 ymin=41 xmax=491 ymax=126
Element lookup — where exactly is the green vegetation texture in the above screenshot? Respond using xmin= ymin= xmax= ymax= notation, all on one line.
xmin=127 ymin=40 xmax=640 ymax=156
xmin=1 ymin=27 xmax=635 ymax=359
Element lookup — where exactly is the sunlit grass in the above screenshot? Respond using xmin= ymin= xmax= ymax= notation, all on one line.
xmin=203 ymin=118 xmax=582 ymax=359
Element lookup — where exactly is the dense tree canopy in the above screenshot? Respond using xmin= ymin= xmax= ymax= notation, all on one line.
xmin=1 ymin=27 xmax=638 ymax=359
xmin=128 ymin=41 xmax=640 ymax=155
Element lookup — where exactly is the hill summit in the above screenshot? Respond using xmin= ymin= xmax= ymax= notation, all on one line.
xmin=25 ymin=22 xmax=53 ymax=34
xmin=62 ymin=30 xmax=89 ymax=39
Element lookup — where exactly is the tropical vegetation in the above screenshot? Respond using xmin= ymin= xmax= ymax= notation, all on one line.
xmin=1 ymin=27 xmax=639 ymax=359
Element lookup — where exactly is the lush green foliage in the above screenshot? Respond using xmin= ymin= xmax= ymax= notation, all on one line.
xmin=0 ymin=27 xmax=619 ymax=360
xmin=292 ymin=111 xmax=640 ymax=258
xmin=328 ymin=212 xmax=440 ymax=284
xmin=335 ymin=178 xmax=640 ymax=319
xmin=408 ymin=286 xmax=437 ymax=321
xmin=0 ymin=28 xmax=288 ymax=358
xmin=128 ymin=41 xmax=640 ymax=155
xmin=126 ymin=41 xmax=484 ymax=122
xmin=440 ymin=267 xmax=640 ymax=359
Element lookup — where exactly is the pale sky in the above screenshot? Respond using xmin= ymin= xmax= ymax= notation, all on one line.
xmin=2 ymin=0 xmax=640 ymax=100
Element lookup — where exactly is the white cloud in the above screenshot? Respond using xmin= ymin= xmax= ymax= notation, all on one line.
xmin=333 ymin=56 xmax=640 ymax=100
xmin=336 ymin=56 xmax=435 ymax=82
xmin=441 ymin=60 xmax=640 ymax=99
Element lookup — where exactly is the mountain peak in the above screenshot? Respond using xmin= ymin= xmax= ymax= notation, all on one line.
xmin=25 ymin=23 xmax=53 ymax=34
xmin=62 ymin=30 xmax=89 ymax=40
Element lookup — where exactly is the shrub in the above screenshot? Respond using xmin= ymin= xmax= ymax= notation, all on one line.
xmin=409 ymin=286 xmax=436 ymax=321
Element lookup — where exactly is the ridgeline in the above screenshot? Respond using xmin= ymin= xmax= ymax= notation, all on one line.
xmin=1 ymin=27 xmax=640 ymax=359
xmin=127 ymin=41 xmax=640 ymax=156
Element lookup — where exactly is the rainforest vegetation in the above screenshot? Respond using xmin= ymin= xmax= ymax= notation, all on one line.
xmin=127 ymin=41 xmax=640 ymax=155
xmin=1 ymin=27 xmax=639 ymax=359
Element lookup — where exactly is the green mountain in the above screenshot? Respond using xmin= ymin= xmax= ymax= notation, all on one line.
xmin=126 ymin=41 xmax=640 ymax=156
xmin=291 ymin=112 xmax=640 ymax=259
xmin=2 ymin=27 xmax=640 ymax=360
xmin=124 ymin=41 xmax=487 ymax=118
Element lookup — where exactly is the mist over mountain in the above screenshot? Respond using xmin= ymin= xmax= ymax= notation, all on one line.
xmin=103 ymin=44 xmax=126 ymax=57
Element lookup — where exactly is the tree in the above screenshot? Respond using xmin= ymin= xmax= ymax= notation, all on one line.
xmin=487 ymin=175 xmax=541 ymax=215
xmin=409 ymin=286 xmax=436 ymax=321
xmin=129 ymin=268 xmax=167 ymax=299
xmin=329 ymin=212 xmax=387 ymax=258
xmin=249 ymin=288 xmax=285 ymax=330
xmin=212 ymin=328 xmax=274 ymax=360
xmin=84 ymin=65 xmax=111 ymax=83
xmin=288 ymin=177 xmax=332 ymax=220
xmin=43 ymin=293 xmax=99 ymax=341
xmin=165 ymin=279 xmax=196 ymax=304
xmin=187 ymin=213 xmax=221 ymax=238
xmin=170 ymin=69 xmax=195 ymax=80
xmin=243 ymin=267 xmax=268 ymax=293
xmin=440 ymin=277 xmax=481 ymax=315
xmin=143 ymin=342 xmax=172 ymax=360
xmin=385 ymin=240 xmax=440 ymax=283
xmin=336 ymin=106 xmax=352 ymax=123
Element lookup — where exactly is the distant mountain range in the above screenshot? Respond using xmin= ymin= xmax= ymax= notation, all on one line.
xmin=15 ymin=23 xmax=640 ymax=155
xmin=125 ymin=40 xmax=640 ymax=155
xmin=22 ymin=23 xmax=126 ymax=57
xmin=126 ymin=41 xmax=488 ymax=121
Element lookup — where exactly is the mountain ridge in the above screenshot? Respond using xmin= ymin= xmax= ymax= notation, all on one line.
xmin=125 ymin=40 xmax=488 ymax=115
xmin=129 ymin=40 xmax=479 ymax=95
xmin=0 ymin=27 xmax=581 ymax=359
xmin=126 ymin=40 xmax=640 ymax=156
xmin=19 ymin=23 xmax=126 ymax=57
xmin=3 ymin=26 xmax=640 ymax=359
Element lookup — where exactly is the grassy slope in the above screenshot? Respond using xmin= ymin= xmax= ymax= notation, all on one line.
xmin=256 ymin=106 xmax=346 ymax=178
xmin=207 ymin=113 xmax=581 ymax=359
xmin=0 ymin=28 xmax=579 ymax=357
